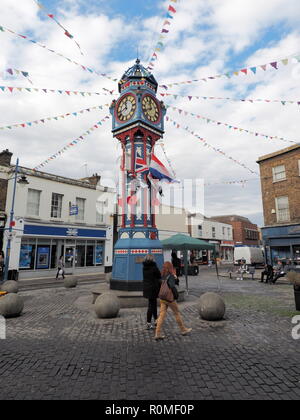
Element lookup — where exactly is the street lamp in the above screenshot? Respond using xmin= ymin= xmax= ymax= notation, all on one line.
xmin=2 ymin=158 xmax=29 ymax=283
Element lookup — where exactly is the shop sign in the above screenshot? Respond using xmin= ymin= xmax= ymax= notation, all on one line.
xmin=288 ymin=226 xmax=300 ymax=235
xmin=66 ymin=228 xmax=78 ymax=237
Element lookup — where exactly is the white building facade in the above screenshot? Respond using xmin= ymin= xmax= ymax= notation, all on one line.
xmin=2 ymin=165 xmax=115 ymax=279
xmin=188 ymin=214 xmax=234 ymax=263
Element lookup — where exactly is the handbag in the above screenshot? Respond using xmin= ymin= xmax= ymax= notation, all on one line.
xmin=158 ymin=277 xmax=174 ymax=302
xmin=58 ymin=269 xmax=63 ymax=275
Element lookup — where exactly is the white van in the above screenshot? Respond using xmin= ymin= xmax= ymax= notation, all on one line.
xmin=234 ymin=246 xmax=264 ymax=266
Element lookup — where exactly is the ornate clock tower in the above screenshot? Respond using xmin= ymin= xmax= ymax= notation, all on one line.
xmin=110 ymin=59 xmax=166 ymax=291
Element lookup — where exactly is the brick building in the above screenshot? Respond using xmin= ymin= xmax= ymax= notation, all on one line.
xmin=211 ymin=215 xmax=260 ymax=246
xmin=257 ymin=144 xmax=300 ymax=264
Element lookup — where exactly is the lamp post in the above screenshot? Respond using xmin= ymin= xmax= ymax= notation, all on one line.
xmin=2 ymin=158 xmax=28 ymax=283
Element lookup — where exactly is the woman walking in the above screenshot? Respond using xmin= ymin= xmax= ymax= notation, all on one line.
xmin=142 ymin=254 xmax=162 ymax=330
xmin=56 ymin=255 xmax=65 ymax=280
xmin=155 ymin=261 xmax=192 ymax=340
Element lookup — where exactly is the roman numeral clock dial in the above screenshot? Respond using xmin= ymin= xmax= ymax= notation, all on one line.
xmin=142 ymin=95 xmax=160 ymax=123
xmin=116 ymin=94 xmax=137 ymax=122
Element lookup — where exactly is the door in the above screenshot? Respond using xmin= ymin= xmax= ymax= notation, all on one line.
xmin=65 ymin=246 xmax=75 ymax=274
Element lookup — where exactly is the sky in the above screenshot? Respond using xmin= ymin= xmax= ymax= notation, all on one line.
xmin=1 ymin=0 xmax=300 ymax=227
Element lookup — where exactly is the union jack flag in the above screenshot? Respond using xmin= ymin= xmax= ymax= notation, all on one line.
xmin=135 ymin=150 xmax=149 ymax=174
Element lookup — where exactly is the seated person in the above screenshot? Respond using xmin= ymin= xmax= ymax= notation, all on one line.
xmin=272 ymin=261 xmax=291 ymax=284
xmin=261 ymin=264 xmax=274 ymax=283
xmin=236 ymin=259 xmax=249 ymax=280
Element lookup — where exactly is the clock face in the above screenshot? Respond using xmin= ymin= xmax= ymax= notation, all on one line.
xmin=142 ymin=95 xmax=160 ymax=123
xmin=116 ymin=94 xmax=137 ymax=122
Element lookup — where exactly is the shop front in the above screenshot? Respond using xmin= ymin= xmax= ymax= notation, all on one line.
xmin=16 ymin=223 xmax=111 ymax=278
xmin=262 ymin=224 xmax=300 ymax=265
xmin=220 ymin=241 xmax=234 ymax=263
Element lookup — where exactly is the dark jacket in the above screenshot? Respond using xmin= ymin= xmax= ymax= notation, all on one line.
xmin=171 ymin=253 xmax=180 ymax=268
xmin=143 ymin=261 xmax=162 ymax=299
xmin=162 ymin=273 xmax=179 ymax=301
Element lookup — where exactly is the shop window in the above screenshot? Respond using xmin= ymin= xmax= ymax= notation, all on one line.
xmin=95 ymin=243 xmax=103 ymax=265
xmin=51 ymin=193 xmax=63 ymax=218
xmin=26 ymin=189 xmax=41 ymax=216
xmin=19 ymin=243 xmax=36 ymax=270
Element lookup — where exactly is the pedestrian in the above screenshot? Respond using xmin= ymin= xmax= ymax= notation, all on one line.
xmin=171 ymin=250 xmax=181 ymax=277
xmin=155 ymin=261 xmax=192 ymax=340
xmin=0 ymin=251 xmax=4 ymax=281
xmin=142 ymin=254 xmax=162 ymax=330
xmin=56 ymin=255 xmax=65 ymax=280
xmin=260 ymin=264 xmax=274 ymax=283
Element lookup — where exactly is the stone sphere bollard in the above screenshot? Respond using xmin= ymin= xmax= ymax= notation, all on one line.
xmin=0 ymin=293 xmax=24 ymax=318
xmin=95 ymin=292 xmax=120 ymax=319
xmin=1 ymin=280 xmax=19 ymax=294
xmin=64 ymin=278 xmax=78 ymax=288
xmin=198 ymin=292 xmax=226 ymax=321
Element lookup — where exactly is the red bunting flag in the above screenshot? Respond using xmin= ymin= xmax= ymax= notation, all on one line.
xmin=168 ymin=5 xmax=176 ymax=13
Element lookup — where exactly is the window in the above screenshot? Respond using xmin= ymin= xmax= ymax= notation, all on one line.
xmin=272 ymin=165 xmax=286 ymax=182
xmin=222 ymin=227 xmax=225 ymax=236
xmin=198 ymin=225 xmax=202 ymax=237
xmin=276 ymin=196 xmax=290 ymax=222
xmin=51 ymin=193 xmax=63 ymax=218
xmin=96 ymin=200 xmax=105 ymax=224
xmin=245 ymin=229 xmax=258 ymax=240
xmin=26 ymin=189 xmax=41 ymax=216
xmin=227 ymin=228 xmax=231 ymax=237
xmin=76 ymin=198 xmax=85 ymax=221
xmin=212 ymin=227 xmax=216 ymax=238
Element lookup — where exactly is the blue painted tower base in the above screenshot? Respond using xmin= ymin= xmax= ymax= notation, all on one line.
xmin=111 ymin=228 xmax=163 ymax=291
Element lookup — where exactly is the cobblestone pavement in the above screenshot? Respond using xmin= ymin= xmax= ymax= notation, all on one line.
xmin=0 ymin=270 xmax=299 ymax=400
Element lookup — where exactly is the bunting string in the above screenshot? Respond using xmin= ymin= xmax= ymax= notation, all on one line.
xmin=166 ymin=116 xmax=259 ymax=175
xmin=0 ymin=68 xmax=33 ymax=84
xmin=157 ymin=142 xmax=177 ymax=178
xmin=0 ymin=104 xmax=110 ymax=131
xmin=0 ymin=85 xmax=115 ymax=96
xmin=166 ymin=105 xmax=298 ymax=145
xmin=34 ymin=115 xmax=111 ymax=171
xmin=0 ymin=25 xmax=118 ymax=84
xmin=160 ymin=92 xmax=300 ymax=106
xmin=147 ymin=1 xmax=178 ymax=71
xmin=159 ymin=52 xmax=300 ymax=89
xmin=33 ymin=0 xmax=84 ymax=55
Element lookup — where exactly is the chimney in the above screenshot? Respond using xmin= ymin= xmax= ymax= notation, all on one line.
xmin=80 ymin=173 xmax=101 ymax=186
xmin=0 ymin=149 xmax=13 ymax=166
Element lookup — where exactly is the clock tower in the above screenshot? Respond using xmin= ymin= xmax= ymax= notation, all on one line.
xmin=110 ymin=59 xmax=166 ymax=291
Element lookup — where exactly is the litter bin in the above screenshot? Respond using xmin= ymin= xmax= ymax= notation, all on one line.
xmin=8 ymin=270 xmax=19 ymax=281
xmin=294 ymin=287 xmax=300 ymax=311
